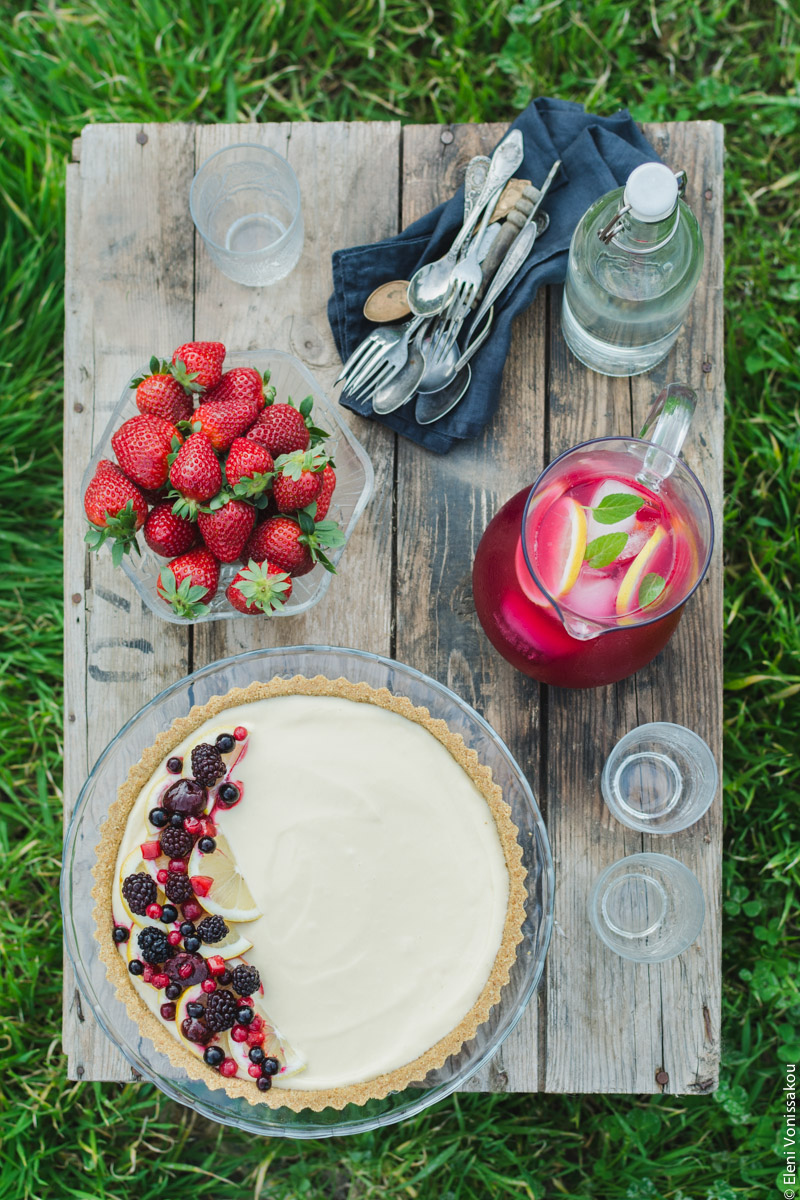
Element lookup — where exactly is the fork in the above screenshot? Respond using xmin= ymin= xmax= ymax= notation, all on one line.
xmin=339 ymin=313 xmax=427 ymax=398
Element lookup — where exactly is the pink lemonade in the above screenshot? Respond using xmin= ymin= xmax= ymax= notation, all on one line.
xmin=473 ymin=442 xmax=711 ymax=689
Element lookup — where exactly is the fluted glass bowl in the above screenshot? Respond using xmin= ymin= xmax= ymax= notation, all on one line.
xmin=62 ymin=646 xmax=553 ymax=1137
xmin=81 ymin=350 xmax=374 ymax=623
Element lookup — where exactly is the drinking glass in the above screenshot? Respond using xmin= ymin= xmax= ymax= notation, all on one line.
xmin=190 ymin=143 xmax=304 ymax=287
xmin=601 ymin=722 xmax=718 ymax=833
xmin=588 ymin=852 xmax=705 ymax=963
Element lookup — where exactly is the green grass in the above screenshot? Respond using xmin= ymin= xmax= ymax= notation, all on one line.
xmin=0 ymin=0 xmax=798 ymax=1196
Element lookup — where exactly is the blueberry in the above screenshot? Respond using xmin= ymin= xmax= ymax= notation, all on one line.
xmin=204 ymin=1045 xmax=225 ymax=1067
xmin=128 ymin=960 xmax=145 ymax=976
xmin=170 ymin=813 xmax=185 ymax=828
xmin=218 ymin=783 xmax=239 ymax=805
xmin=248 ymin=1046 xmax=265 ymax=1064
xmin=112 ymin=926 xmax=129 ymax=944
xmin=187 ymin=1002 xmax=205 ymax=1018
xmin=160 ymin=905 xmax=178 ymax=924
xmin=167 ymin=756 xmax=183 ymax=774
xmin=180 ymin=921 xmax=196 ymax=937
xmin=236 ymin=1006 xmax=254 ymax=1026
xmin=165 ymin=983 xmax=182 ymax=1001
xmin=257 ymin=1075 xmax=272 ymax=1091
xmin=218 ymin=969 xmax=232 ymax=986
xmin=262 ymin=1057 xmax=279 ymax=1076
xmin=215 ymin=734 xmax=236 ymax=754
xmin=184 ymin=936 xmax=201 ymax=953
xmin=149 ymin=808 xmax=169 ymax=828
xmin=198 ymin=837 xmax=216 ymax=853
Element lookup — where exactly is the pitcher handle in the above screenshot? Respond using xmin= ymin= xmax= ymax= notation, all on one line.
xmin=636 ymin=382 xmax=697 ymax=489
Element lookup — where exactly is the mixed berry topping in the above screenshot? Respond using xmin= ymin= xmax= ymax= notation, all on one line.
xmin=159 ymin=825 xmax=193 ymax=859
xmin=164 ymin=952 xmax=208 ymax=989
xmin=197 ymin=915 xmax=229 ymax=944
xmin=204 ymin=988 xmax=238 ymax=1033
xmin=137 ymin=926 xmax=174 ymax=965
xmin=191 ymin=743 xmax=226 ymax=787
xmin=231 ymin=964 xmax=260 ymax=997
xmin=122 ymin=872 xmax=157 ymax=915
xmin=163 ymin=778 xmax=208 ymax=816
xmin=165 ymin=872 xmax=194 ymax=904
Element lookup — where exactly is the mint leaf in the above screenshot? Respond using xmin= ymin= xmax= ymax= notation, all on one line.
xmin=585 ymin=532 xmax=627 ymax=569
xmin=639 ymin=573 xmax=666 ymax=607
xmin=591 ymin=493 xmax=645 ymax=525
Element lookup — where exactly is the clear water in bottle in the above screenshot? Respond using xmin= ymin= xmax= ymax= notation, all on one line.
xmin=561 ymin=163 xmax=704 ymax=377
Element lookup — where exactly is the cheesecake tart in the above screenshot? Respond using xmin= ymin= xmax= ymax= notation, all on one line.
xmin=92 ymin=675 xmax=527 ymax=1111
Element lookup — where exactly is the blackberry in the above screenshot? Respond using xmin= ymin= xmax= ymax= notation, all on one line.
xmin=230 ymin=964 xmax=260 ymax=997
xmin=163 ymin=778 xmax=207 ymax=816
xmin=191 ymin=743 xmax=226 ymax=787
xmin=215 ymin=733 xmax=236 ymax=754
xmin=218 ymin=783 xmax=240 ymax=806
xmin=159 ymin=825 xmax=193 ymax=860
xmin=197 ymin=915 xmax=229 ymax=944
xmin=137 ymin=926 xmax=173 ymax=965
xmin=164 ymin=872 xmax=194 ymax=904
xmin=121 ymin=872 xmax=157 ymax=916
xmin=204 ymin=989 xmax=238 ymax=1033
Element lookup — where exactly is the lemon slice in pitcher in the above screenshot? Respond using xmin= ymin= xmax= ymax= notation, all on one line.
xmin=616 ymin=525 xmax=667 ymax=616
xmin=188 ymin=829 xmax=261 ymax=923
xmin=536 ymin=496 xmax=587 ymax=599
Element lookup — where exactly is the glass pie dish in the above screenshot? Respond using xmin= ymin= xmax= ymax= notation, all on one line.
xmin=62 ymin=646 xmax=554 ymax=1138
xmin=81 ymin=350 xmax=374 ymax=624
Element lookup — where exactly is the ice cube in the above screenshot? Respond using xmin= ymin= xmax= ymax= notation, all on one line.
xmin=586 ymin=479 xmax=642 ymax=543
xmin=564 ymin=569 xmax=618 ymax=620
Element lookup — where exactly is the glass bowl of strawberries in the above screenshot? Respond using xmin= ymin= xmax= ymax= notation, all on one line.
xmin=81 ymin=344 xmax=374 ymax=623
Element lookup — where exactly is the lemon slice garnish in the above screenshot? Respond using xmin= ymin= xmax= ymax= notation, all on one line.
xmin=188 ymin=829 xmax=261 ymax=923
xmin=197 ymin=929 xmax=253 ymax=960
xmin=616 ymin=525 xmax=668 ymax=616
xmin=555 ymin=498 xmax=587 ymax=597
xmin=226 ymin=1000 xmax=307 ymax=1081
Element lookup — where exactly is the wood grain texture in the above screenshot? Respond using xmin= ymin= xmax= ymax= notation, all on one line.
xmin=63 ymin=119 xmax=723 ymax=1093
xmin=191 ymin=121 xmax=398 ymax=669
xmin=63 ymin=123 xmax=197 ymax=1080
xmin=543 ymin=122 xmax=723 ymax=1094
xmin=396 ymin=123 xmax=547 ymax=1092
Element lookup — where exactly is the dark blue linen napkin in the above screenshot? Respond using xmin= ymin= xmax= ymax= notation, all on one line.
xmin=328 ymin=97 xmax=661 ymax=454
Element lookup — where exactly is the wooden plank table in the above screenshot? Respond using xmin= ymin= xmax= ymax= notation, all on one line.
xmin=63 ymin=118 xmax=723 ymax=1095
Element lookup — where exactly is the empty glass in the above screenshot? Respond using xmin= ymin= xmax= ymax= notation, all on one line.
xmin=601 ymin=722 xmax=718 ymax=833
xmin=190 ymin=143 xmax=304 ymax=287
xmin=588 ymin=852 xmax=705 ymax=962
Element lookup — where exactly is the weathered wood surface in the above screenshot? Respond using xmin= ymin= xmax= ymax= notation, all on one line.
xmin=63 ymin=119 xmax=723 ymax=1093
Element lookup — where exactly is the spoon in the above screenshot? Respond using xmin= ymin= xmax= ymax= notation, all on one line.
xmin=415 ymin=365 xmax=472 ymax=425
xmin=406 ymin=131 xmax=524 ymax=317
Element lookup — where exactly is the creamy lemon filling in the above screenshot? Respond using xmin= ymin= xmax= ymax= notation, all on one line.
xmin=113 ymin=693 xmax=511 ymax=1091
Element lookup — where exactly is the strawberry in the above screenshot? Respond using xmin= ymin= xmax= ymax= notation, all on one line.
xmin=84 ymin=459 xmax=148 ymax=566
xmin=204 ymin=367 xmax=265 ymax=411
xmin=224 ymin=437 xmax=274 ymax=499
xmin=314 ymin=463 xmax=336 ymax=520
xmin=111 ymin=414 xmax=183 ymax=490
xmin=247 ymin=402 xmax=310 ymax=457
xmin=244 ymin=513 xmax=345 ymax=576
xmin=169 ymin=432 xmax=223 ymax=517
xmin=226 ymin=560 xmax=293 ymax=615
xmin=171 ymin=341 xmax=226 ymax=390
xmin=157 ymin=548 xmax=220 ymax=619
xmin=191 ymin=395 xmax=261 ymax=452
xmin=144 ymin=500 xmax=199 ymax=558
xmin=133 ymin=357 xmax=196 ymax=423
xmin=197 ymin=499 xmax=256 ymax=563
xmin=272 ymin=450 xmax=327 ymax=513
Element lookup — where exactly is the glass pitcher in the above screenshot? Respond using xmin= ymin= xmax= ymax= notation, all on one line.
xmin=472 ymin=384 xmax=714 ymax=688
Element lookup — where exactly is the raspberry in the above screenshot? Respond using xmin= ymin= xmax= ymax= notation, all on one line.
xmin=191 ymin=743 xmax=226 ymax=787
xmin=204 ymin=989 xmax=238 ymax=1033
xmin=121 ymin=873 xmax=157 ymax=916
xmin=196 ymin=915 xmax=229 ymax=944
xmin=164 ymin=872 xmax=194 ymax=904
xmin=230 ymin=964 xmax=260 ymax=997
xmin=136 ymin=926 xmax=173 ymax=965
xmin=159 ymin=825 xmax=193 ymax=859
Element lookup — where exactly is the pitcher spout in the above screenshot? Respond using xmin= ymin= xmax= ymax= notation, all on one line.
xmin=559 ymin=611 xmax=608 ymax=641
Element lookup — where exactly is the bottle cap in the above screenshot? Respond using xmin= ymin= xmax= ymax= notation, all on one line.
xmin=623 ymin=163 xmax=679 ymax=222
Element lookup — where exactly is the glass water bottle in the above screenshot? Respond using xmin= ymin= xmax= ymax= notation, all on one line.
xmin=561 ymin=163 xmax=704 ymax=377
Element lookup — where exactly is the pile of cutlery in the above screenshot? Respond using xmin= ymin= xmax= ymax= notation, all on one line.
xmin=336 ymin=132 xmax=560 ymax=425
